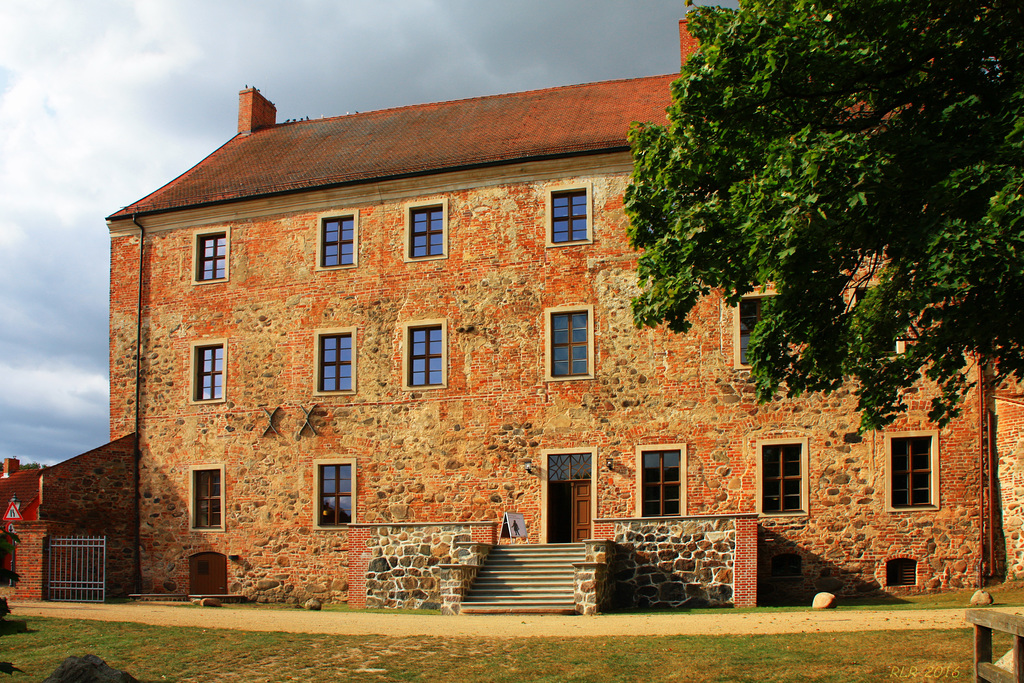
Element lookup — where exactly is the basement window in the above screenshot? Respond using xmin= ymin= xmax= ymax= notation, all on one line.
xmin=886 ymin=558 xmax=917 ymax=587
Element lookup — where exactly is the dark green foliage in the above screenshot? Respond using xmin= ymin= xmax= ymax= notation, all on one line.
xmin=627 ymin=0 xmax=1024 ymax=429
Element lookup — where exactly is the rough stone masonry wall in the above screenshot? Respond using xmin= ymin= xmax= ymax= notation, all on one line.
xmin=610 ymin=517 xmax=739 ymax=609
xmin=363 ymin=524 xmax=477 ymax=609
xmin=996 ymin=398 xmax=1024 ymax=578
xmin=109 ymin=156 xmax=985 ymax=605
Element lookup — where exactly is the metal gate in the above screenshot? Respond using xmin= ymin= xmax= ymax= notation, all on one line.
xmin=48 ymin=536 xmax=106 ymax=602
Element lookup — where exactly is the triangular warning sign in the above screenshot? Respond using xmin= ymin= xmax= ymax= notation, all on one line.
xmin=3 ymin=502 xmax=22 ymax=521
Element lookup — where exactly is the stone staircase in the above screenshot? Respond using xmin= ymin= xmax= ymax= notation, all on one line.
xmin=459 ymin=543 xmax=586 ymax=614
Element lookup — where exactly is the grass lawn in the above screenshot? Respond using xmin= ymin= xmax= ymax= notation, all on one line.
xmin=0 ymin=616 xmax=998 ymax=682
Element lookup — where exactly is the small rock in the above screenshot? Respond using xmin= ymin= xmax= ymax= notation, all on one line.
xmin=304 ymin=598 xmax=322 ymax=611
xmin=42 ymin=654 xmax=139 ymax=683
xmin=812 ymin=592 xmax=838 ymax=609
xmin=970 ymin=590 xmax=994 ymax=606
xmin=200 ymin=597 xmax=222 ymax=607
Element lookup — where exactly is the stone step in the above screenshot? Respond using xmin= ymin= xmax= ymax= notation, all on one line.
xmin=466 ymin=586 xmax=573 ymax=597
xmin=459 ymin=543 xmax=585 ymax=614
xmin=460 ymin=601 xmax=577 ymax=615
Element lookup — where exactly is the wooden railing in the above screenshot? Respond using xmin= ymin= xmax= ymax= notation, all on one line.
xmin=966 ymin=609 xmax=1024 ymax=683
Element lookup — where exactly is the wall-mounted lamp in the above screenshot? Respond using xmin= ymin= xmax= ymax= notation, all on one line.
xmin=606 ymin=457 xmax=614 ymax=471
xmin=524 ymin=460 xmax=535 ymax=476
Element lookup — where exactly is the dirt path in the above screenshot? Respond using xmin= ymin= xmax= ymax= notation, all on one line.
xmin=8 ymin=601 xmax=1006 ymax=638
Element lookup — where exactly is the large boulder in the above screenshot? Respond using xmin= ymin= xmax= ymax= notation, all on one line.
xmin=42 ymin=655 xmax=138 ymax=683
xmin=970 ymin=590 xmax=994 ymax=606
xmin=812 ymin=592 xmax=838 ymax=609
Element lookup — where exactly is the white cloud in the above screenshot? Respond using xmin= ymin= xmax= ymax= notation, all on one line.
xmin=0 ymin=361 xmax=107 ymax=419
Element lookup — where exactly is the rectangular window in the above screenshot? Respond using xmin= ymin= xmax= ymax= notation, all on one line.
xmin=408 ymin=325 xmax=444 ymax=386
xmin=318 ymin=333 xmax=353 ymax=392
xmin=410 ymin=206 xmax=444 ymax=258
xmin=321 ymin=216 xmax=355 ymax=267
xmin=757 ymin=438 xmax=809 ymax=516
xmin=194 ymin=344 xmax=224 ymax=401
xmin=762 ymin=443 xmax=803 ymax=513
xmin=551 ymin=190 xmax=588 ymax=244
xmin=737 ymin=297 xmax=762 ymax=366
xmin=196 ymin=233 xmax=227 ymax=281
xmin=640 ymin=449 xmax=683 ymax=517
xmin=193 ymin=469 xmax=222 ymax=529
xmin=552 ymin=312 xmax=589 ymax=377
xmin=318 ymin=463 xmax=352 ymax=526
xmin=544 ymin=306 xmax=594 ymax=382
xmin=890 ymin=436 xmax=934 ymax=507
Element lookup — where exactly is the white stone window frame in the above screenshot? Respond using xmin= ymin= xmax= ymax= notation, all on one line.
xmin=543 ymin=304 xmax=596 ymax=383
xmin=189 ymin=463 xmax=226 ymax=532
xmin=884 ymin=430 xmax=940 ymax=512
xmin=634 ymin=443 xmax=688 ymax=517
xmin=539 ymin=446 xmax=599 ymax=544
xmin=400 ymin=318 xmax=448 ymax=390
xmin=755 ymin=436 xmax=811 ymax=518
xmin=403 ymin=197 xmax=449 ymax=263
xmin=313 ymin=327 xmax=358 ymax=396
xmin=544 ymin=181 xmax=594 ymax=248
xmin=315 ymin=209 xmax=360 ymax=271
xmin=732 ymin=289 xmax=775 ymax=369
xmin=188 ymin=338 xmax=228 ymax=405
xmin=191 ymin=226 xmax=231 ymax=285
xmin=313 ymin=457 xmax=358 ymax=530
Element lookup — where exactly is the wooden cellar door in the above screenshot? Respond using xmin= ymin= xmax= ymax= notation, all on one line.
xmin=189 ymin=551 xmax=227 ymax=595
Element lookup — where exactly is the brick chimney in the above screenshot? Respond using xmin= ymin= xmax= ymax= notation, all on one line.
xmin=238 ymin=87 xmax=277 ymax=135
xmin=679 ymin=17 xmax=699 ymax=67
xmin=2 ymin=458 xmax=18 ymax=478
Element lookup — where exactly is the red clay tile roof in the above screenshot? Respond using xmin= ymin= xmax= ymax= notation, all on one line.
xmin=108 ymin=74 xmax=676 ymax=220
xmin=0 ymin=469 xmax=41 ymax=511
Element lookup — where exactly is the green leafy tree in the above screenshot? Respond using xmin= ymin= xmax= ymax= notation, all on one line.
xmin=626 ymin=0 xmax=1024 ymax=429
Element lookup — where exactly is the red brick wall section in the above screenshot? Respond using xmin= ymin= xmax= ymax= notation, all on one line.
xmin=38 ymin=435 xmax=137 ymax=597
xmin=592 ymin=521 xmax=615 ymax=541
xmin=347 ymin=526 xmax=370 ymax=608
xmin=734 ymin=517 xmax=758 ymax=607
xmin=471 ymin=523 xmax=497 ymax=545
xmin=12 ymin=520 xmax=74 ymax=601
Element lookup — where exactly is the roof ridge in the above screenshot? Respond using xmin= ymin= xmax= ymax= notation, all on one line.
xmin=281 ymin=73 xmax=678 ymax=128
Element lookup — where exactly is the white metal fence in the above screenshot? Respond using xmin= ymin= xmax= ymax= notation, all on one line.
xmin=48 ymin=536 xmax=106 ymax=602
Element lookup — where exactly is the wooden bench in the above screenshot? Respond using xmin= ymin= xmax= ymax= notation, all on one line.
xmin=967 ymin=609 xmax=1024 ymax=683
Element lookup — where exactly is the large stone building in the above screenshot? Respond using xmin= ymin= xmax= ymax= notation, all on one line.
xmin=104 ymin=24 xmax=997 ymax=611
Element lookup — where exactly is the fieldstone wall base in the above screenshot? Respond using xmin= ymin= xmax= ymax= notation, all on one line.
xmin=573 ymin=539 xmax=615 ymax=614
xmin=363 ymin=524 xmax=496 ymax=610
xmin=610 ymin=517 xmax=740 ymax=609
xmin=440 ymin=541 xmax=491 ymax=615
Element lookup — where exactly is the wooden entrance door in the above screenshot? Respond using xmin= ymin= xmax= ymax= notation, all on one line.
xmin=547 ymin=453 xmax=592 ymax=543
xmin=189 ymin=552 xmax=227 ymax=595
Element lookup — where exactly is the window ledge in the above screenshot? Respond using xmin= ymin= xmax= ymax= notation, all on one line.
xmin=886 ymin=505 xmax=940 ymax=513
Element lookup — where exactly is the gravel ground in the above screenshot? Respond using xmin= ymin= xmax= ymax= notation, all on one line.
xmin=6 ymin=600 xmax=1003 ymax=638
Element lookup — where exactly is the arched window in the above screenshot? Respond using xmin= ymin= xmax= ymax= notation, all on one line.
xmin=886 ymin=558 xmax=917 ymax=587
xmin=770 ymin=553 xmax=802 ymax=577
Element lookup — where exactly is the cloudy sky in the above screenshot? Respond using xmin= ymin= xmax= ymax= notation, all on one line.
xmin=0 ymin=0 xmax=729 ymax=466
